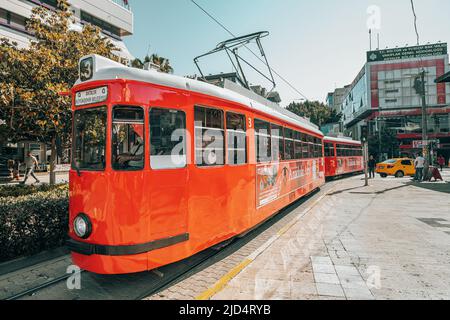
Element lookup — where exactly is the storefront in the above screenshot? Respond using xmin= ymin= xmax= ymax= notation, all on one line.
xmin=435 ymin=70 xmax=450 ymax=164
xmin=341 ymin=43 xmax=450 ymax=162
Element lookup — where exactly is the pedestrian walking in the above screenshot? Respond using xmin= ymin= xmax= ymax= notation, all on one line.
xmin=437 ymin=155 xmax=445 ymax=172
xmin=414 ymin=154 xmax=426 ymax=183
xmin=13 ymin=159 xmax=20 ymax=181
xmin=21 ymin=152 xmax=40 ymax=185
xmin=368 ymin=155 xmax=376 ymax=179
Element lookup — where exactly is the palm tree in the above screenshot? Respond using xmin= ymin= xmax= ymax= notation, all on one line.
xmin=131 ymin=54 xmax=174 ymax=74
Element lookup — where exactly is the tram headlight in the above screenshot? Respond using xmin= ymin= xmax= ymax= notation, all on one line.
xmin=73 ymin=214 xmax=92 ymax=239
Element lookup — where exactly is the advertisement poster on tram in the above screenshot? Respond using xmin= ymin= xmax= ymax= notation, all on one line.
xmin=256 ymin=160 xmax=321 ymax=208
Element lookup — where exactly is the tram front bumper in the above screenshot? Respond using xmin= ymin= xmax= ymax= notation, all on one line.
xmin=66 ymin=233 xmax=190 ymax=257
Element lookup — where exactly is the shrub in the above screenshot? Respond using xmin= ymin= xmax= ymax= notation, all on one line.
xmin=0 ymin=184 xmax=63 ymax=198
xmin=0 ymin=184 xmax=69 ymax=262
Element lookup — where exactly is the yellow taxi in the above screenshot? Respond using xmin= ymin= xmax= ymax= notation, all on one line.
xmin=376 ymin=158 xmax=416 ymax=178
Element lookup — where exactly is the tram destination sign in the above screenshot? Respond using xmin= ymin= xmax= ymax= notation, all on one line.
xmin=75 ymin=86 xmax=108 ymax=106
xmin=367 ymin=43 xmax=447 ymax=62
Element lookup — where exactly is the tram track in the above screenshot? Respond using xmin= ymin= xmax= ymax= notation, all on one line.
xmin=5 ymin=272 xmax=83 ymax=300
xmin=3 ymin=176 xmax=354 ymax=300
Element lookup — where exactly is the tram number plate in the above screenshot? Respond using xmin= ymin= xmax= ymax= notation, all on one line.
xmin=75 ymin=86 xmax=108 ymax=106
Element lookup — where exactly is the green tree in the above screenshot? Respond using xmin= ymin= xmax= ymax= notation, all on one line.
xmin=132 ymin=53 xmax=174 ymax=73
xmin=286 ymin=100 xmax=342 ymax=127
xmin=368 ymin=127 xmax=400 ymax=160
xmin=0 ymin=0 xmax=118 ymax=184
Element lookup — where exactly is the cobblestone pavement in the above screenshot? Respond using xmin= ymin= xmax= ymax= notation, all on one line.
xmin=210 ymin=171 xmax=450 ymax=300
xmin=146 ymin=180 xmax=340 ymax=301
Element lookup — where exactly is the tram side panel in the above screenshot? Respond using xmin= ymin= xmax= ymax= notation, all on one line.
xmin=183 ymin=93 xmax=255 ymax=256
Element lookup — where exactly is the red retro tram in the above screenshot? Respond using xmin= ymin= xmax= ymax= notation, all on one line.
xmin=67 ymin=55 xmax=326 ymax=274
xmin=323 ymin=136 xmax=364 ymax=178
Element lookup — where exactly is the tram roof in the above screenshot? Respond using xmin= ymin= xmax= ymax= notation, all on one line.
xmin=75 ymin=55 xmax=323 ymax=136
xmin=323 ymin=136 xmax=362 ymax=146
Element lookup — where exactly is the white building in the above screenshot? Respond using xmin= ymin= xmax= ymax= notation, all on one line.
xmin=0 ymin=0 xmax=134 ymax=62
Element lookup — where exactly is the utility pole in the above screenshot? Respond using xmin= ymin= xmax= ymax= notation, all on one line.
xmin=420 ymin=69 xmax=430 ymax=176
xmin=364 ymin=140 xmax=369 ymax=187
xmin=361 ymin=125 xmax=369 ymax=187
xmin=377 ymin=117 xmax=382 ymax=161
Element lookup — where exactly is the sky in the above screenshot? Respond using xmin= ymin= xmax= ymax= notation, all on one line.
xmin=124 ymin=0 xmax=450 ymax=106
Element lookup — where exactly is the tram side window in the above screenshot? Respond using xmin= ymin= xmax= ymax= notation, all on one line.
xmin=73 ymin=107 xmax=107 ymax=171
xmin=314 ymin=138 xmax=320 ymax=158
xmin=284 ymin=128 xmax=295 ymax=160
xmin=336 ymin=145 xmax=342 ymax=157
xmin=112 ymin=106 xmax=145 ymax=171
xmin=294 ymin=131 xmax=302 ymax=159
xmin=307 ymin=136 xmax=314 ymax=158
xmin=150 ymin=108 xmax=186 ymax=170
xmin=318 ymin=139 xmax=323 ymax=157
xmin=255 ymin=119 xmax=271 ymax=163
xmin=301 ymin=134 xmax=309 ymax=159
xmin=195 ymin=106 xmax=225 ymax=167
xmin=325 ymin=143 xmax=334 ymax=157
xmin=227 ymin=112 xmax=247 ymax=165
xmin=270 ymin=124 xmax=284 ymax=161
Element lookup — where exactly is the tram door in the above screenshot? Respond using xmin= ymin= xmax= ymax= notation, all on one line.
xmin=148 ymin=108 xmax=189 ymax=239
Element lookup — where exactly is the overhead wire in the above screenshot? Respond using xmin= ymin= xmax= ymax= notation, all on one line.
xmin=190 ymin=0 xmax=310 ymax=101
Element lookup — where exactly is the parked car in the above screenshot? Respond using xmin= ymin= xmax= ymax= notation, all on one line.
xmin=376 ymin=158 xmax=416 ymax=178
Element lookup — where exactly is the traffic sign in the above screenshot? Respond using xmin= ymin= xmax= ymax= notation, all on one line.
xmin=412 ymin=140 xmax=440 ymax=148
xmin=0 ymin=119 xmax=6 ymax=126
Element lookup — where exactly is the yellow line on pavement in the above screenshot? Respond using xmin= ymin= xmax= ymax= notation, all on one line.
xmin=196 ymin=184 xmax=337 ymax=300
xmin=195 ymin=259 xmax=252 ymax=300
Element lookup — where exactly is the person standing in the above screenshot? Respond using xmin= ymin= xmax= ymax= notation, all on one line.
xmin=414 ymin=154 xmax=426 ymax=183
xmin=13 ymin=160 xmax=21 ymax=181
xmin=21 ymin=152 xmax=40 ymax=185
xmin=368 ymin=155 xmax=376 ymax=179
xmin=437 ymin=155 xmax=445 ymax=172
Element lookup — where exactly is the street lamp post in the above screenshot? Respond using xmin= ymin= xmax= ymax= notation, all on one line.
xmin=419 ymin=70 xmax=430 ymax=176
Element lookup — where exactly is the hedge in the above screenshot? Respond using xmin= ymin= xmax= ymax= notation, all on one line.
xmin=0 ymin=184 xmax=69 ymax=262
xmin=0 ymin=184 xmax=63 ymax=198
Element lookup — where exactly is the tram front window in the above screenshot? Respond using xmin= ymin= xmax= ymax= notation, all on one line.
xmin=73 ymin=107 xmax=107 ymax=171
xmin=112 ymin=106 xmax=145 ymax=171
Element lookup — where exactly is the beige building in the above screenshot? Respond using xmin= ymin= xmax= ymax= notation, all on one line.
xmin=0 ymin=0 xmax=134 ymax=62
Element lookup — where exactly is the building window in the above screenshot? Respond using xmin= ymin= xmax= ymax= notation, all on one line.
xmin=226 ymin=112 xmax=247 ymax=165
xmin=81 ymin=11 xmax=121 ymax=38
xmin=0 ymin=9 xmax=28 ymax=33
xmin=150 ymin=108 xmax=186 ymax=170
xmin=195 ymin=106 xmax=225 ymax=167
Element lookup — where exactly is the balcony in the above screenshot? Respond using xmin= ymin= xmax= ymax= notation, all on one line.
xmin=110 ymin=0 xmax=131 ymax=11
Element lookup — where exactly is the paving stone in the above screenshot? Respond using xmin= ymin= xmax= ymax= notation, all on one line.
xmin=312 ymin=264 xmax=336 ymax=274
xmin=148 ymin=174 xmax=450 ymax=300
xmin=314 ymin=273 xmax=341 ymax=285
xmin=315 ymin=283 xmax=345 ymax=298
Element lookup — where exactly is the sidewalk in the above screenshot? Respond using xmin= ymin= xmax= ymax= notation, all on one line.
xmin=211 ymin=174 xmax=450 ymax=300
xmin=1 ymin=172 xmax=69 ymax=186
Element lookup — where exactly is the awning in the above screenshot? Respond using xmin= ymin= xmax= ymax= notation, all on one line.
xmin=435 ymin=71 xmax=450 ymax=83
